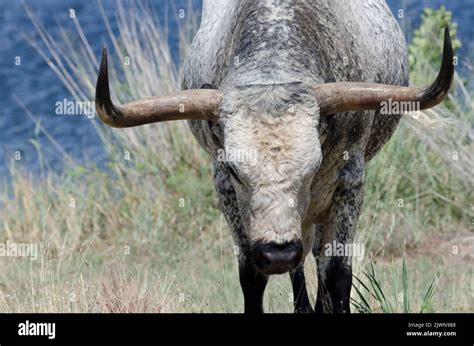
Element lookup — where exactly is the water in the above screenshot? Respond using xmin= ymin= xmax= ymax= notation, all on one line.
xmin=0 ymin=0 xmax=198 ymax=178
xmin=1 ymin=0 xmax=473 ymax=177
xmin=1 ymin=0 xmax=112 ymax=177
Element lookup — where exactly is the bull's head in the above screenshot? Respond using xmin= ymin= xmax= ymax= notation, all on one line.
xmin=95 ymin=28 xmax=454 ymax=275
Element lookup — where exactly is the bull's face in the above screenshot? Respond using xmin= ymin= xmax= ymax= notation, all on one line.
xmin=218 ymin=84 xmax=321 ymax=274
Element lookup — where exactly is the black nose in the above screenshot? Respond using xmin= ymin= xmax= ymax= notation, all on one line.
xmin=253 ymin=240 xmax=302 ymax=275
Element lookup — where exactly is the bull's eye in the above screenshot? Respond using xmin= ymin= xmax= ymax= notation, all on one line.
xmin=227 ymin=165 xmax=243 ymax=184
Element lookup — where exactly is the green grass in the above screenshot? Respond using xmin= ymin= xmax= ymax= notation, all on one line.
xmin=0 ymin=2 xmax=472 ymax=313
xmin=352 ymin=258 xmax=439 ymax=313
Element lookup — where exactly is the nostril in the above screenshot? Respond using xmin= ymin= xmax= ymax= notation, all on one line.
xmin=252 ymin=240 xmax=303 ymax=274
xmin=262 ymin=249 xmax=295 ymax=264
xmin=254 ymin=249 xmax=272 ymax=267
xmin=259 ymin=250 xmax=283 ymax=267
xmin=284 ymin=248 xmax=301 ymax=263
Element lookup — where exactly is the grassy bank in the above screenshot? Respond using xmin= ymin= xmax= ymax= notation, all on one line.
xmin=0 ymin=2 xmax=472 ymax=312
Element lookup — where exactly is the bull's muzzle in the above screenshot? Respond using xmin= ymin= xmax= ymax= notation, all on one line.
xmin=252 ymin=240 xmax=303 ymax=275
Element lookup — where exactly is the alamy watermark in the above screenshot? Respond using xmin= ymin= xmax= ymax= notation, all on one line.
xmin=217 ymin=147 xmax=258 ymax=164
xmin=324 ymin=240 xmax=365 ymax=259
xmin=55 ymin=98 xmax=95 ymax=119
xmin=0 ymin=240 xmax=38 ymax=260
xmin=18 ymin=320 xmax=55 ymax=339
xmin=380 ymin=99 xmax=421 ymax=115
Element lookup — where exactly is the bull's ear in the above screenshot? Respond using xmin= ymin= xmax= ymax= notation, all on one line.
xmin=95 ymin=48 xmax=222 ymax=128
xmin=314 ymin=27 xmax=454 ymax=116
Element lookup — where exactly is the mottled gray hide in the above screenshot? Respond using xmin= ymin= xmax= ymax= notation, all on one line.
xmin=182 ymin=0 xmax=408 ymax=313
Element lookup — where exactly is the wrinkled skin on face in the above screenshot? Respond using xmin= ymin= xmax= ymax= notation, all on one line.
xmin=216 ymin=83 xmax=322 ymax=256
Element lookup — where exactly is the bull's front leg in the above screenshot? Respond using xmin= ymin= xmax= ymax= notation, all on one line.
xmin=239 ymin=245 xmax=269 ymax=314
xmin=312 ymin=157 xmax=365 ymax=313
xmin=213 ymin=160 xmax=268 ymax=314
xmin=289 ymin=264 xmax=313 ymax=313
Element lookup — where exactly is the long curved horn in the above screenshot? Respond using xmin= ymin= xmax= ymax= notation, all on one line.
xmin=95 ymin=48 xmax=222 ymax=128
xmin=314 ymin=27 xmax=454 ymax=116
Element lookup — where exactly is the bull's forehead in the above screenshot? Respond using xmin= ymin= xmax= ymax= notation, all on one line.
xmin=221 ymin=83 xmax=322 ymax=187
xmin=228 ymin=112 xmax=318 ymax=166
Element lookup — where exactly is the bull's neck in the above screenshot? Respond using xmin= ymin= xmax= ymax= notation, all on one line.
xmin=219 ymin=0 xmax=330 ymax=87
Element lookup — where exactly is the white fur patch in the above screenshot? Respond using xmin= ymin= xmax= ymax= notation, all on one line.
xmin=220 ymin=84 xmax=322 ymax=246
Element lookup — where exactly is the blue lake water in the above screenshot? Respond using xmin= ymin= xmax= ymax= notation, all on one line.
xmin=1 ymin=0 xmax=473 ymax=177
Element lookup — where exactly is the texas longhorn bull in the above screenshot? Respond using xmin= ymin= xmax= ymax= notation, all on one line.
xmin=95 ymin=0 xmax=453 ymax=313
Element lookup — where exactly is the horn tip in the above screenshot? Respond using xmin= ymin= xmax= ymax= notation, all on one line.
xmin=443 ymin=26 xmax=453 ymax=59
xmin=417 ymin=26 xmax=455 ymax=109
xmin=441 ymin=25 xmax=454 ymax=80
xmin=99 ymin=47 xmax=108 ymax=74
xmin=96 ymin=50 xmax=109 ymax=103
xmin=96 ymin=46 xmax=118 ymax=126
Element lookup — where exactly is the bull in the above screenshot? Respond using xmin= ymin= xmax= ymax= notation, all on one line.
xmin=95 ymin=0 xmax=453 ymax=313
